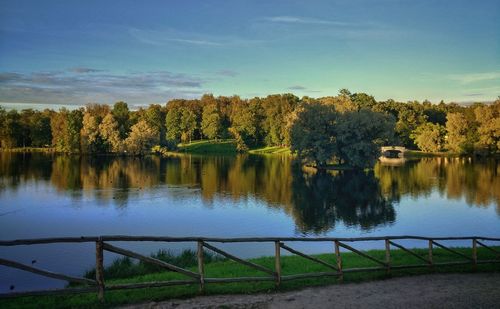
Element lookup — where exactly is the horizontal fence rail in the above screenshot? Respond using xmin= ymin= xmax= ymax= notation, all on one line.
xmin=0 ymin=235 xmax=499 ymax=301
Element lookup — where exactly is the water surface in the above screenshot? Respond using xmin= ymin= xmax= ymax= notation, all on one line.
xmin=0 ymin=153 xmax=499 ymax=292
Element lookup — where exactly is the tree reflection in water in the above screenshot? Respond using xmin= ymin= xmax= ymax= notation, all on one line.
xmin=0 ymin=153 xmax=499 ymax=232
xmin=290 ymin=167 xmax=395 ymax=233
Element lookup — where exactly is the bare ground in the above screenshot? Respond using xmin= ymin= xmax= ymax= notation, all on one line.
xmin=120 ymin=273 xmax=500 ymax=309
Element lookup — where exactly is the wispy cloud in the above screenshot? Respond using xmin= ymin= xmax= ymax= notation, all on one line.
xmin=69 ymin=67 xmax=103 ymax=74
xmin=287 ymin=85 xmax=321 ymax=93
xmin=216 ymin=70 xmax=238 ymax=77
xmin=448 ymin=72 xmax=500 ymax=84
xmin=463 ymin=93 xmax=484 ymax=97
xmin=0 ymin=69 xmax=208 ymax=105
xmin=128 ymin=28 xmax=262 ymax=47
xmin=251 ymin=15 xmax=401 ymax=41
xmin=288 ymin=85 xmax=307 ymax=90
xmin=263 ymin=16 xmax=351 ymax=26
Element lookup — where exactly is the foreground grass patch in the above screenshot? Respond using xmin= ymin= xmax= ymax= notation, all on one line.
xmin=2 ymin=246 xmax=499 ymax=309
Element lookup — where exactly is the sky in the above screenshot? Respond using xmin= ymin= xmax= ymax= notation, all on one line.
xmin=0 ymin=0 xmax=499 ymax=109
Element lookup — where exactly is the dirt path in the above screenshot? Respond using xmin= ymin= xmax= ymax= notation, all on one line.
xmin=120 ymin=273 xmax=500 ymax=309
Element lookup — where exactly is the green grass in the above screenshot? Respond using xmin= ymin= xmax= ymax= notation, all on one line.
xmin=248 ymin=146 xmax=291 ymax=155
xmin=2 ymin=246 xmax=499 ymax=309
xmin=82 ymin=249 xmax=226 ymax=281
xmin=175 ymin=140 xmax=292 ymax=155
xmin=177 ymin=140 xmax=237 ymax=154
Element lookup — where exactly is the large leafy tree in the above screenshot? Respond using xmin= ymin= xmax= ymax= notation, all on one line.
xmin=50 ymin=108 xmax=68 ymax=151
xmin=336 ymin=109 xmax=395 ymax=168
xmin=411 ymin=122 xmax=446 ymax=152
xmin=30 ymin=110 xmax=52 ymax=147
xmin=262 ymin=94 xmax=299 ymax=146
xmin=0 ymin=109 xmax=21 ymax=148
xmin=474 ymin=100 xmax=500 ymax=154
xmin=142 ymin=104 xmax=165 ymax=145
xmin=290 ymin=102 xmax=337 ymax=167
xmin=125 ymin=120 xmax=157 ymax=155
xmin=50 ymin=108 xmax=83 ymax=153
xmin=112 ymin=101 xmax=130 ymax=139
xmin=229 ymin=98 xmax=264 ymax=150
xmin=395 ymin=108 xmax=427 ymax=148
xmin=446 ymin=112 xmax=476 ymax=154
xmin=179 ymin=108 xmax=197 ymax=143
xmin=165 ymin=107 xmax=182 ymax=145
xmin=99 ymin=113 xmax=123 ymax=152
xmin=80 ymin=112 xmax=103 ymax=153
xmin=201 ymin=103 xmax=222 ymax=140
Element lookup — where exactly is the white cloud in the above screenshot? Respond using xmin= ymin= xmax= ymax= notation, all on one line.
xmin=128 ymin=28 xmax=262 ymax=47
xmin=0 ymin=69 xmax=208 ymax=105
xmin=448 ymin=72 xmax=500 ymax=84
xmin=263 ymin=16 xmax=351 ymax=26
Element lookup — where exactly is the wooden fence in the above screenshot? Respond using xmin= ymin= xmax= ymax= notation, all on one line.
xmin=0 ymin=235 xmax=499 ymax=300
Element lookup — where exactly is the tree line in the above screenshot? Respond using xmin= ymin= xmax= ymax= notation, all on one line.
xmin=0 ymin=90 xmax=499 ymax=160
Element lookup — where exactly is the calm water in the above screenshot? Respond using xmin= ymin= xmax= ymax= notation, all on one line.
xmin=0 ymin=153 xmax=499 ymax=292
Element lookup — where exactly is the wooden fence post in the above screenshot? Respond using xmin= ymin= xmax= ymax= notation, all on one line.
xmin=385 ymin=239 xmax=391 ymax=275
xmin=95 ymin=239 xmax=105 ymax=302
xmin=197 ymin=240 xmax=205 ymax=292
xmin=275 ymin=241 xmax=281 ymax=287
xmin=472 ymin=238 xmax=477 ymax=270
xmin=334 ymin=241 xmax=343 ymax=281
xmin=428 ymin=240 xmax=433 ymax=268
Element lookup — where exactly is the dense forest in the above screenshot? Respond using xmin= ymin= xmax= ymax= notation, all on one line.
xmin=0 ymin=90 xmax=499 ymax=161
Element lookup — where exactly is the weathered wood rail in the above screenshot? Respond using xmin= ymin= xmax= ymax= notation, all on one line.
xmin=0 ymin=235 xmax=499 ymax=300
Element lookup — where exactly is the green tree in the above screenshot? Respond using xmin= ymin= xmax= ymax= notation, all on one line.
xmin=411 ymin=122 xmax=446 ymax=152
xmin=19 ymin=109 xmax=35 ymax=147
xmin=229 ymin=98 xmax=264 ymax=149
xmin=290 ymin=102 xmax=337 ymax=167
xmin=142 ymin=104 xmax=165 ymax=145
xmin=30 ymin=110 xmax=52 ymax=147
xmin=395 ymin=108 xmax=427 ymax=148
xmin=80 ymin=112 xmax=103 ymax=153
xmin=64 ymin=109 xmax=83 ymax=153
xmin=446 ymin=112 xmax=476 ymax=154
xmin=180 ymin=108 xmax=196 ymax=143
xmin=336 ymin=109 xmax=395 ymax=168
xmin=99 ymin=113 xmax=123 ymax=152
xmin=262 ymin=94 xmax=299 ymax=146
xmin=351 ymin=92 xmax=377 ymax=110
xmin=50 ymin=109 xmax=68 ymax=151
xmin=165 ymin=107 xmax=182 ymax=145
xmin=50 ymin=109 xmax=83 ymax=153
xmin=125 ymin=120 xmax=157 ymax=155
xmin=0 ymin=109 xmax=21 ymax=148
xmin=112 ymin=101 xmax=130 ymax=139
xmin=474 ymin=100 xmax=500 ymax=154
xmin=201 ymin=103 xmax=222 ymax=140
xmin=319 ymin=90 xmax=357 ymax=113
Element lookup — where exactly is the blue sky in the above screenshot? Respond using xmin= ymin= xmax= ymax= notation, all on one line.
xmin=0 ymin=0 xmax=499 ymax=108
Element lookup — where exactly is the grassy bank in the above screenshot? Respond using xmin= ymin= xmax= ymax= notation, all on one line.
xmin=177 ymin=140 xmax=237 ymax=154
xmin=176 ymin=140 xmax=291 ymax=155
xmin=248 ymin=146 xmax=290 ymax=155
xmin=2 ymin=246 xmax=499 ymax=309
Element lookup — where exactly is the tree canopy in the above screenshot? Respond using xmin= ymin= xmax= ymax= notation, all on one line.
xmin=1 ymin=93 xmax=498 ymax=159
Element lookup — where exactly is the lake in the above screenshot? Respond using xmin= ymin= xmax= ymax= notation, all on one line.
xmin=0 ymin=153 xmax=499 ymax=292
